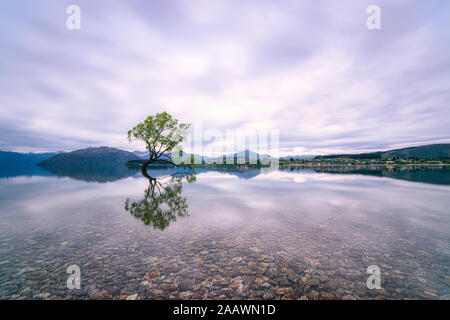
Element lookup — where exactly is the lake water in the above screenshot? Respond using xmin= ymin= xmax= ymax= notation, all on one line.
xmin=0 ymin=165 xmax=449 ymax=300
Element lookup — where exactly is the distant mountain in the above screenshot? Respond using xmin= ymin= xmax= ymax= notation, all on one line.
xmin=132 ymin=150 xmax=149 ymax=159
xmin=39 ymin=147 xmax=139 ymax=166
xmin=0 ymin=150 xmax=62 ymax=179
xmin=0 ymin=150 xmax=60 ymax=165
xmin=315 ymin=152 xmax=383 ymax=160
xmin=316 ymin=144 xmax=450 ymax=160
xmin=132 ymin=149 xmax=274 ymax=164
xmin=280 ymin=155 xmax=315 ymax=160
xmin=207 ymin=149 xmax=272 ymax=164
xmin=382 ymin=144 xmax=450 ymax=159
xmin=131 ymin=150 xmax=204 ymax=164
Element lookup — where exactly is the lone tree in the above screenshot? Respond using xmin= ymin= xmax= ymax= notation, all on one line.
xmin=128 ymin=112 xmax=190 ymax=176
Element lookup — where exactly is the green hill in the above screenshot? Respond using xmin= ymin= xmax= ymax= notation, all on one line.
xmin=316 ymin=143 xmax=450 ymax=160
xmin=382 ymin=144 xmax=450 ymax=159
xmin=39 ymin=147 xmax=139 ymax=166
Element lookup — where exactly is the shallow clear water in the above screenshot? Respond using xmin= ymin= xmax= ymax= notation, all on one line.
xmin=0 ymin=166 xmax=449 ymax=300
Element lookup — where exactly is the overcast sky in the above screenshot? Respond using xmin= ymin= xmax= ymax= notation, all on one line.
xmin=1 ymin=0 xmax=449 ymax=155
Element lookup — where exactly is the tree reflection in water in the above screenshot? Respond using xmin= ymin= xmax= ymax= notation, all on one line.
xmin=125 ymin=170 xmax=196 ymax=230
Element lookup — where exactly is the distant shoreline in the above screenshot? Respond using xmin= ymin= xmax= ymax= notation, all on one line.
xmin=279 ymin=163 xmax=450 ymax=167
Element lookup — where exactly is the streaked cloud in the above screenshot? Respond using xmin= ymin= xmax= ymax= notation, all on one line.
xmin=0 ymin=0 xmax=449 ymax=154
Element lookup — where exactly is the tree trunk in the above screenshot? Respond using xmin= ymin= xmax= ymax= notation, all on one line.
xmin=141 ymin=159 xmax=153 ymax=179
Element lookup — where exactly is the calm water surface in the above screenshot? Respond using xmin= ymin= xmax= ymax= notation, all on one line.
xmin=0 ymin=166 xmax=449 ymax=300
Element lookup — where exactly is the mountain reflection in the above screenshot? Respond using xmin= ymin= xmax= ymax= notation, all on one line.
xmin=39 ymin=162 xmax=139 ymax=182
xmin=125 ymin=170 xmax=196 ymax=230
xmin=22 ymin=162 xmax=450 ymax=186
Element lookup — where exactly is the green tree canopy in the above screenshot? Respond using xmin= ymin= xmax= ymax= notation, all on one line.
xmin=127 ymin=112 xmax=190 ymax=173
